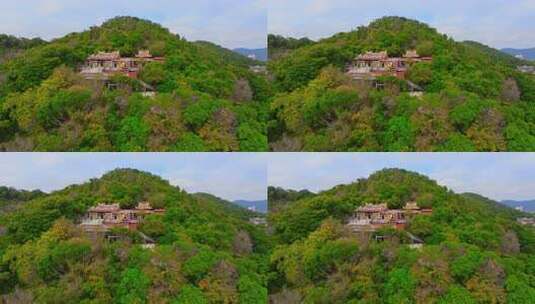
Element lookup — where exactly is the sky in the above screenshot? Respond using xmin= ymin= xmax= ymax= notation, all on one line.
xmin=3 ymin=152 xmax=535 ymax=203
xmin=0 ymin=153 xmax=268 ymax=202
xmin=0 ymin=0 xmax=267 ymax=49
xmin=269 ymin=0 xmax=535 ymax=49
xmin=268 ymin=153 xmax=535 ymax=201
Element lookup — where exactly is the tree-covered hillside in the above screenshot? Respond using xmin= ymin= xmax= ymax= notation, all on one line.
xmin=193 ymin=41 xmax=262 ymax=67
xmin=0 ymin=168 xmax=270 ymax=303
xmin=0 ymin=17 xmax=270 ymax=152
xmin=0 ymin=34 xmax=46 ymax=64
xmin=268 ymin=186 xmax=315 ymax=213
xmin=268 ymin=17 xmax=535 ymax=152
xmin=267 ymin=34 xmax=314 ymax=61
xmin=267 ymin=168 xmax=535 ymax=303
xmin=462 ymin=41 xmax=530 ymax=68
xmin=0 ymin=186 xmax=45 ymax=214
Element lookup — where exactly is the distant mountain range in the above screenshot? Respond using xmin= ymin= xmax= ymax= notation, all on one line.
xmin=501 ymin=48 xmax=535 ymax=61
xmin=233 ymin=48 xmax=267 ymax=62
xmin=500 ymin=200 xmax=535 ymax=212
xmin=233 ymin=199 xmax=268 ymax=213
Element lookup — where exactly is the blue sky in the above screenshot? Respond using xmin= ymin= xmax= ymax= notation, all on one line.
xmin=3 ymin=153 xmax=535 ymax=202
xmin=268 ymin=153 xmax=535 ymax=201
xmin=0 ymin=0 xmax=267 ymax=49
xmin=0 ymin=153 xmax=268 ymax=201
xmin=269 ymin=0 xmax=535 ymax=49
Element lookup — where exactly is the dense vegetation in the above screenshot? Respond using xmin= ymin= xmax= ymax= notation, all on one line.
xmin=0 ymin=186 xmax=45 ymax=213
xmin=193 ymin=41 xmax=262 ymax=67
xmin=0 ymin=169 xmax=270 ymax=303
xmin=0 ymin=17 xmax=270 ymax=151
xmin=268 ymin=17 xmax=535 ymax=151
xmin=0 ymin=34 xmax=46 ymax=64
xmin=267 ymin=34 xmax=314 ymax=61
xmin=268 ymin=186 xmax=315 ymax=213
xmin=267 ymin=168 xmax=535 ymax=303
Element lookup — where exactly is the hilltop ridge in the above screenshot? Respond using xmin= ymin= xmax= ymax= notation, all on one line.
xmin=502 ymin=47 xmax=535 ymax=61
xmin=268 ymin=16 xmax=535 ymax=152
xmin=0 ymin=16 xmax=270 ymax=152
xmin=0 ymin=168 xmax=270 ymax=302
xmin=268 ymin=168 xmax=535 ymax=302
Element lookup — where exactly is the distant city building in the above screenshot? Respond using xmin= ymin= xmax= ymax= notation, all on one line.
xmin=250 ymin=65 xmax=267 ymax=74
xmin=517 ymin=217 xmax=535 ymax=227
xmin=249 ymin=217 xmax=267 ymax=226
xmin=248 ymin=54 xmax=257 ymax=60
xmin=518 ymin=65 xmax=535 ymax=74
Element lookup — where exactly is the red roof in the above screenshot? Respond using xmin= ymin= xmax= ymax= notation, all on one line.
xmin=88 ymin=51 xmax=121 ymax=61
xmin=357 ymin=203 xmax=388 ymax=212
xmin=357 ymin=51 xmax=388 ymax=61
xmin=89 ymin=203 xmax=121 ymax=213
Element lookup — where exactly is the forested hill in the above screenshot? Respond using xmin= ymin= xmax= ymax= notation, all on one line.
xmin=192 ymin=192 xmax=261 ymax=219
xmin=0 ymin=186 xmax=45 ymax=213
xmin=0 ymin=168 xmax=270 ymax=303
xmin=501 ymin=199 xmax=535 ymax=213
xmin=267 ymin=34 xmax=314 ymax=60
xmin=0 ymin=16 xmax=270 ymax=152
xmin=267 ymin=185 xmax=315 ymax=212
xmin=502 ymin=47 xmax=535 ymax=61
xmin=462 ymin=40 xmax=533 ymax=67
xmin=0 ymin=34 xmax=46 ymax=64
xmin=268 ymin=168 xmax=535 ymax=303
xmin=193 ymin=41 xmax=262 ymax=67
xmin=268 ymin=16 xmax=535 ymax=152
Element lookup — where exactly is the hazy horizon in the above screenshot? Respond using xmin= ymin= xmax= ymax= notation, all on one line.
xmin=0 ymin=153 xmax=268 ymax=202
xmin=268 ymin=0 xmax=535 ymax=49
xmin=268 ymin=153 xmax=535 ymax=202
xmin=0 ymin=0 xmax=267 ymax=49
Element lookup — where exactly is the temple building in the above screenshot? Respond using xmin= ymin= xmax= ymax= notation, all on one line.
xmin=403 ymin=201 xmax=433 ymax=215
xmin=346 ymin=50 xmax=432 ymax=81
xmin=347 ymin=202 xmax=432 ymax=232
xmin=79 ymin=202 xmax=164 ymax=236
xmin=80 ymin=50 xmax=164 ymax=80
xmin=518 ymin=65 xmax=535 ymax=75
xmin=249 ymin=217 xmax=267 ymax=226
xmin=517 ymin=217 xmax=535 ymax=227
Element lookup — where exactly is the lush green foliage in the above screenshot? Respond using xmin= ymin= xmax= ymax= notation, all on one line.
xmin=268 ymin=186 xmax=315 ymax=213
xmin=0 ymin=186 xmax=45 ymax=217
xmin=268 ymin=17 xmax=535 ymax=151
xmin=0 ymin=34 xmax=46 ymax=64
xmin=194 ymin=40 xmax=261 ymax=67
xmin=0 ymin=169 xmax=271 ymax=302
xmin=267 ymin=168 xmax=535 ymax=302
xmin=267 ymin=34 xmax=314 ymax=61
xmin=0 ymin=17 xmax=270 ymax=151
